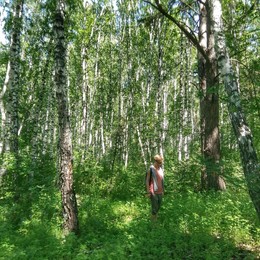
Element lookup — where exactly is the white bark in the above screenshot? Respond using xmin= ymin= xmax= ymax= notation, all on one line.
xmin=137 ymin=125 xmax=147 ymax=168
xmin=0 ymin=63 xmax=10 ymax=153
xmin=210 ymin=0 xmax=260 ymax=217
xmin=2 ymin=0 xmax=23 ymax=155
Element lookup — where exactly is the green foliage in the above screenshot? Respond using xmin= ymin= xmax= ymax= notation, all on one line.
xmin=0 ymin=0 xmax=260 ymax=258
xmin=166 ymin=157 xmax=202 ymax=193
xmin=74 ymin=153 xmax=143 ymax=200
xmin=1 ymin=156 xmax=260 ymax=259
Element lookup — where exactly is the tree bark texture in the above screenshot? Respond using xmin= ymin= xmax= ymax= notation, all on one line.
xmin=54 ymin=1 xmax=79 ymax=234
xmin=197 ymin=0 xmax=225 ymax=190
xmin=151 ymin=0 xmax=224 ymax=190
xmin=1 ymin=0 xmax=24 ymax=155
xmin=210 ymin=0 xmax=260 ymax=218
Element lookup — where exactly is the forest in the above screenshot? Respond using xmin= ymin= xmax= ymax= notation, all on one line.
xmin=0 ymin=0 xmax=259 ymax=259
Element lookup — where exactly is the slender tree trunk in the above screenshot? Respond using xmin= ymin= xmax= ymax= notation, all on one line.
xmin=137 ymin=125 xmax=148 ymax=168
xmin=178 ymin=35 xmax=185 ymax=161
xmin=54 ymin=0 xmax=79 ymax=234
xmin=8 ymin=0 xmax=23 ymax=157
xmin=0 ymin=63 xmax=9 ymax=154
xmin=161 ymin=81 xmax=168 ymax=159
xmin=156 ymin=18 xmax=164 ymax=156
xmin=178 ymin=34 xmax=192 ymax=161
xmin=198 ymin=0 xmax=207 ymax=189
xmin=1 ymin=0 xmax=23 ymax=156
xmin=81 ymin=47 xmax=88 ymax=158
xmin=210 ymin=0 xmax=260 ymax=218
xmin=0 ymin=0 xmax=24 ymax=184
xmin=0 ymin=64 xmax=9 ymax=180
xmin=183 ymin=40 xmax=192 ymax=160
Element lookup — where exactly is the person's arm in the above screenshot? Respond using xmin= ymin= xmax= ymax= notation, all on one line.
xmin=162 ymin=169 xmax=165 ymax=195
xmin=146 ymin=169 xmax=151 ymax=194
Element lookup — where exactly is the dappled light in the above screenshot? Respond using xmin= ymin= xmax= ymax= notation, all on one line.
xmin=1 ymin=157 xmax=259 ymax=258
xmin=0 ymin=0 xmax=259 ymax=258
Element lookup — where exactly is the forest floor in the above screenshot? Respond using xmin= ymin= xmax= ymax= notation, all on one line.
xmin=1 ymin=189 xmax=260 ymax=259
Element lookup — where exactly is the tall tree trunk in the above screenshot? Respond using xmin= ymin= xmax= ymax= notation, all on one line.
xmin=1 ymin=0 xmax=23 ymax=156
xmin=178 ymin=34 xmax=185 ymax=161
xmin=156 ymin=18 xmax=164 ymax=156
xmin=0 ymin=63 xmax=9 ymax=155
xmin=0 ymin=0 xmax=24 ymax=184
xmin=203 ymin=0 xmax=222 ymax=190
xmin=177 ymin=34 xmax=192 ymax=161
xmin=81 ymin=46 xmax=88 ymax=158
xmin=210 ymin=0 xmax=260 ymax=218
xmin=54 ymin=0 xmax=79 ymax=234
xmin=183 ymin=39 xmax=192 ymax=161
xmin=198 ymin=0 xmax=208 ymax=189
xmin=150 ymin=1 xmax=225 ymax=190
xmin=198 ymin=0 xmax=224 ymax=190
xmin=8 ymin=0 xmax=23 ymax=156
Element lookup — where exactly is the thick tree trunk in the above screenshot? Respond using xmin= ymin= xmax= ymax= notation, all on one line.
xmin=54 ymin=1 xmax=79 ymax=234
xmin=151 ymin=1 xmax=225 ymax=190
xmin=210 ymin=0 xmax=260 ymax=218
xmin=199 ymin=0 xmax=225 ymax=190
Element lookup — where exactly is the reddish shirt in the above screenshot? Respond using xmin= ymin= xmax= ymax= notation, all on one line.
xmin=149 ymin=166 xmax=164 ymax=194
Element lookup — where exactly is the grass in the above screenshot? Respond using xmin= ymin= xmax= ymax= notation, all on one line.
xmin=1 ymin=186 xmax=259 ymax=259
xmin=0 ymin=154 xmax=259 ymax=259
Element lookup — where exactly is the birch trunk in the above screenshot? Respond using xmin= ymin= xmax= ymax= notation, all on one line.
xmin=0 ymin=0 xmax=23 ymax=184
xmin=81 ymin=47 xmax=88 ymax=156
xmin=156 ymin=18 xmax=164 ymax=156
xmin=54 ymin=1 xmax=79 ymax=234
xmin=1 ymin=0 xmax=24 ymax=156
xmin=210 ymin=0 xmax=260 ymax=218
xmin=178 ymin=35 xmax=185 ymax=161
xmin=0 ymin=63 xmax=9 ymax=154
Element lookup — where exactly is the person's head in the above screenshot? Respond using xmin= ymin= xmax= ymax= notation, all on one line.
xmin=154 ymin=154 xmax=163 ymax=167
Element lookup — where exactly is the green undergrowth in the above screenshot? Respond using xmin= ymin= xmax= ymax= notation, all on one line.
xmin=0 ymin=188 xmax=259 ymax=259
xmin=0 ymin=154 xmax=259 ymax=259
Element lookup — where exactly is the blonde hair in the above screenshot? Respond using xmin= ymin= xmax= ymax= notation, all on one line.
xmin=154 ymin=154 xmax=163 ymax=163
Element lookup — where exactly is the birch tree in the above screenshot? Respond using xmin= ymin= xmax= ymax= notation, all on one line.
xmin=54 ymin=0 xmax=79 ymax=234
xmin=210 ymin=0 xmax=260 ymax=219
xmin=1 ymin=0 xmax=24 ymax=159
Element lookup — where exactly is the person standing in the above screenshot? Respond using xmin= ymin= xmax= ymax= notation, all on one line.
xmin=146 ymin=154 xmax=164 ymax=221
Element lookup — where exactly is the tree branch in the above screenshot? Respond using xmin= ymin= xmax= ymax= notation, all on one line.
xmin=145 ymin=0 xmax=209 ymax=63
xmin=179 ymin=0 xmax=200 ymax=15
